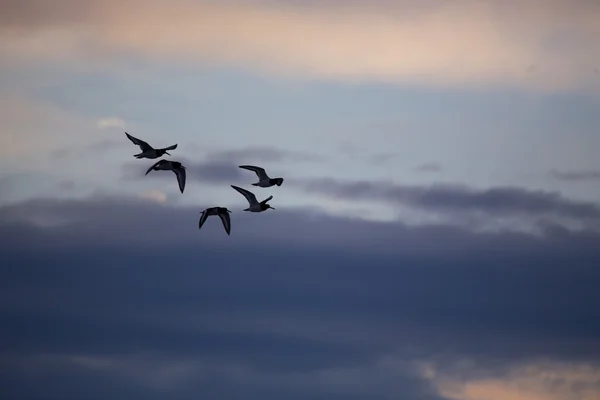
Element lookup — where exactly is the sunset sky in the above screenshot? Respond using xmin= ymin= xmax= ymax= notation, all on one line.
xmin=2 ymin=1 xmax=600 ymax=399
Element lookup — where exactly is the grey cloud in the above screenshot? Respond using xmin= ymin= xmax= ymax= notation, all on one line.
xmin=550 ymin=169 xmax=600 ymax=182
xmin=414 ymin=163 xmax=443 ymax=173
xmin=120 ymin=158 xmax=246 ymax=186
xmin=121 ymin=150 xmax=310 ymax=186
xmin=205 ymin=146 xmax=324 ymax=164
xmin=56 ymin=180 xmax=76 ymax=190
xmin=0 ymin=193 xmax=579 ymax=256
xmin=367 ymin=152 xmax=400 ymax=165
xmin=297 ymin=178 xmax=600 ymax=222
xmin=185 ymin=159 xmax=246 ymax=184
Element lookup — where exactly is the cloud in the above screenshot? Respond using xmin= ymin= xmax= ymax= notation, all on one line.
xmin=0 ymin=92 xmax=94 ymax=158
xmin=427 ymin=360 xmax=600 ymax=400
xmin=550 ymin=169 xmax=600 ymax=182
xmin=139 ymin=189 xmax=167 ymax=204
xmin=51 ymin=139 xmax=123 ymax=159
xmin=121 ymin=146 xmax=316 ymax=187
xmin=2 ymin=194 xmax=600 ymax=398
xmin=367 ymin=152 xmax=401 ymax=166
xmin=1 ymin=0 xmax=600 ymax=91
xmin=415 ymin=163 xmax=443 ymax=173
xmin=296 ymin=178 xmax=600 ymax=229
xmin=96 ymin=117 xmax=126 ymax=130
xmin=206 ymin=146 xmax=323 ymax=164
xmin=121 ymin=158 xmax=246 ymax=186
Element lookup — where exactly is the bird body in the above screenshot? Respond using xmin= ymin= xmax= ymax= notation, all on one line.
xmin=239 ymin=165 xmax=284 ymax=188
xmin=125 ymin=132 xmax=177 ymax=159
xmin=198 ymin=207 xmax=232 ymax=235
xmin=231 ymin=185 xmax=275 ymax=212
xmin=145 ymin=159 xmax=187 ymax=193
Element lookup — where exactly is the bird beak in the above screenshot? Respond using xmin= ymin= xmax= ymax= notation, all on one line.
xmin=270 ymin=206 xmax=276 ymax=210
xmin=165 ymin=151 xmax=171 ymax=156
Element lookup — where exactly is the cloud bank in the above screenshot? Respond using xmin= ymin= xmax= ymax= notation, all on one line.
xmin=2 ymin=194 xmax=600 ymax=399
xmin=1 ymin=0 xmax=599 ymax=91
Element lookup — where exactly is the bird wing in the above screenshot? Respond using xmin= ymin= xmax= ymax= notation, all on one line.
xmin=198 ymin=209 xmax=210 ymax=230
xmin=125 ymin=132 xmax=152 ymax=151
xmin=160 ymin=144 xmax=178 ymax=151
xmin=231 ymin=185 xmax=258 ymax=206
xmin=239 ymin=165 xmax=269 ymax=181
xmin=145 ymin=160 xmax=163 ymax=175
xmin=173 ymin=166 xmax=186 ymax=193
xmin=217 ymin=211 xmax=231 ymax=235
xmin=261 ymin=195 xmax=273 ymax=204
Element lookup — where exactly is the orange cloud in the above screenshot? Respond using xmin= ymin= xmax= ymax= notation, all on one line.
xmin=1 ymin=0 xmax=599 ymax=91
xmin=423 ymin=360 xmax=600 ymax=400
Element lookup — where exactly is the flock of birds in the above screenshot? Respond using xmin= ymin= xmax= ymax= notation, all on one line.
xmin=125 ymin=132 xmax=284 ymax=236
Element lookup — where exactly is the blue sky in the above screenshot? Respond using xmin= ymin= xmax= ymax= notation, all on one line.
xmin=2 ymin=1 xmax=600 ymax=399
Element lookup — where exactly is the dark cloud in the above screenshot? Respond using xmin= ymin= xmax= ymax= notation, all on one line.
xmin=2 ymin=195 xmax=600 ymax=399
xmin=296 ymin=178 xmax=600 ymax=222
xmin=414 ymin=163 xmax=443 ymax=173
xmin=549 ymin=169 xmax=600 ymax=182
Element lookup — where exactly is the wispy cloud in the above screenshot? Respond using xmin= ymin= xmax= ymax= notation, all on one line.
xmin=121 ymin=158 xmax=245 ymax=185
xmin=367 ymin=152 xmax=401 ymax=166
xmin=2 ymin=0 xmax=600 ymax=91
xmin=550 ymin=169 xmax=600 ymax=182
xmin=415 ymin=163 xmax=443 ymax=173
xmin=296 ymin=178 xmax=600 ymax=224
xmin=97 ymin=117 xmax=126 ymax=130
xmin=206 ymin=146 xmax=323 ymax=164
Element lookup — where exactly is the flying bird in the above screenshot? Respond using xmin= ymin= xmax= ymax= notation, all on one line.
xmin=125 ymin=132 xmax=178 ymax=159
xmin=145 ymin=160 xmax=186 ymax=193
xmin=239 ymin=165 xmax=284 ymax=188
xmin=198 ymin=207 xmax=232 ymax=235
xmin=231 ymin=185 xmax=276 ymax=212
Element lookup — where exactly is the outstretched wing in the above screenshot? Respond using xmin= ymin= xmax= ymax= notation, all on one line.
xmin=261 ymin=195 xmax=273 ymax=204
xmin=198 ymin=209 xmax=210 ymax=230
xmin=239 ymin=165 xmax=269 ymax=181
xmin=231 ymin=185 xmax=258 ymax=206
xmin=173 ymin=167 xmax=186 ymax=193
xmin=160 ymin=144 xmax=178 ymax=151
xmin=217 ymin=211 xmax=231 ymax=235
xmin=125 ymin=132 xmax=152 ymax=151
xmin=145 ymin=160 xmax=163 ymax=175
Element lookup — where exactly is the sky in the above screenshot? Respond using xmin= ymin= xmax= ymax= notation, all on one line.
xmin=1 ymin=0 xmax=600 ymax=399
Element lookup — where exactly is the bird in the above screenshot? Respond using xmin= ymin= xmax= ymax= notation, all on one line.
xmin=198 ymin=207 xmax=232 ymax=235
xmin=125 ymin=132 xmax=178 ymax=159
xmin=239 ymin=165 xmax=284 ymax=188
xmin=231 ymin=185 xmax=276 ymax=212
xmin=145 ymin=159 xmax=186 ymax=193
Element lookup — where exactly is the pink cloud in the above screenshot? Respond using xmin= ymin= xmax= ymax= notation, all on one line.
xmin=1 ymin=0 xmax=599 ymax=91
